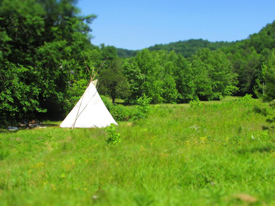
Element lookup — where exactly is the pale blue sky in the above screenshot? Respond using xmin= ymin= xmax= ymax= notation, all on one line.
xmin=77 ymin=0 xmax=275 ymax=50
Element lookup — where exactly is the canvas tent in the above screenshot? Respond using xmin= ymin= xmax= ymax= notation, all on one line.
xmin=60 ymin=80 xmax=117 ymax=128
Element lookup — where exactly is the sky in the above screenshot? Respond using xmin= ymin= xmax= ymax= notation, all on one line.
xmin=77 ymin=0 xmax=275 ymax=50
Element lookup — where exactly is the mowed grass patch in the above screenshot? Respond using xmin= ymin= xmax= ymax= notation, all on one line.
xmin=0 ymin=97 xmax=275 ymax=205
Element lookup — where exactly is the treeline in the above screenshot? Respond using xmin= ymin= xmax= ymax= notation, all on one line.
xmin=117 ymin=39 xmax=234 ymax=58
xmin=115 ymin=49 xmax=238 ymax=104
xmin=1 ymin=0 xmax=275 ymax=126
xmin=148 ymin=39 xmax=234 ymax=58
xmin=99 ymin=21 xmax=275 ymax=104
xmin=117 ymin=48 xmax=138 ymax=59
xmin=104 ymin=21 xmax=275 ymax=104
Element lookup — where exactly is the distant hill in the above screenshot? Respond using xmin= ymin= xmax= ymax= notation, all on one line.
xmin=117 ymin=39 xmax=234 ymax=58
xmin=117 ymin=48 xmax=138 ymax=58
xmin=222 ymin=21 xmax=275 ymax=55
xmin=117 ymin=21 xmax=275 ymax=59
xmin=147 ymin=39 xmax=234 ymax=57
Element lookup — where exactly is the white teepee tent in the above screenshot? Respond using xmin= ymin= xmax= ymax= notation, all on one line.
xmin=60 ymin=80 xmax=117 ymax=128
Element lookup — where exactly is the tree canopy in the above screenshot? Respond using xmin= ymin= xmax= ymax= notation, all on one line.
xmin=0 ymin=0 xmax=96 ymax=125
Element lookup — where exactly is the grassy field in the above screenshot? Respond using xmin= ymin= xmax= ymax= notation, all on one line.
xmin=1 ymin=96 xmax=275 ymax=205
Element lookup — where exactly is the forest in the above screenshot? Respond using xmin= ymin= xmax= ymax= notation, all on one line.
xmin=1 ymin=0 xmax=275 ymax=126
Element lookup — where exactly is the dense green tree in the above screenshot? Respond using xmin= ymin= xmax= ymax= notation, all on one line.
xmin=162 ymin=75 xmax=178 ymax=103
xmin=0 ymin=0 xmax=96 ymax=125
xmin=191 ymin=48 xmax=238 ymax=100
xmin=260 ymin=50 xmax=275 ymax=101
xmin=159 ymin=51 xmax=179 ymax=103
xmin=98 ymin=59 xmax=131 ymax=103
xmin=122 ymin=58 xmax=145 ymax=103
xmin=135 ymin=50 xmax=179 ymax=103
xmin=191 ymin=59 xmax=213 ymax=100
xmin=173 ymin=55 xmax=195 ymax=102
xmin=226 ymin=46 xmax=261 ymax=95
xmin=100 ymin=44 xmax=118 ymax=61
xmin=132 ymin=49 xmax=163 ymax=103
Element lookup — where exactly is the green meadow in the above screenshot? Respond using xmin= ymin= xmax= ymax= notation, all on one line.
xmin=1 ymin=96 xmax=275 ymax=206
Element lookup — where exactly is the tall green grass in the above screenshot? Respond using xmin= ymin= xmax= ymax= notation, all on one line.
xmin=0 ymin=97 xmax=275 ymax=205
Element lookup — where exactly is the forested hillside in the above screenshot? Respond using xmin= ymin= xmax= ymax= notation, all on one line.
xmin=147 ymin=39 xmax=234 ymax=57
xmin=117 ymin=48 xmax=138 ymax=58
xmin=117 ymin=39 xmax=234 ymax=58
xmin=221 ymin=21 xmax=275 ymax=96
xmin=1 ymin=0 xmax=275 ymax=126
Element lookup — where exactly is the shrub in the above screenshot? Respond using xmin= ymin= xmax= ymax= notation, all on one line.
xmin=266 ymin=100 xmax=275 ymax=125
xmin=110 ymin=104 xmax=132 ymax=121
xmin=106 ymin=124 xmax=121 ymax=145
xmin=132 ymin=95 xmax=152 ymax=120
xmin=189 ymin=98 xmax=202 ymax=108
xmin=101 ymin=95 xmax=134 ymax=121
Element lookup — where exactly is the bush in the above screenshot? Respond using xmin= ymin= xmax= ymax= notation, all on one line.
xmin=110 ymin=104 xmax=133 ymax=121
xmin=266 ymin=100 xmax=275 ymax=125
xmin=189 ymin=98 xmax=202 ymax=108
xmin=101 ymin=96 xmax=133 ymax=121
xmin=106 ymin=124 xmax=121 ymax=145
xmin=132 ymin=95 xmax=152 ymax=120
